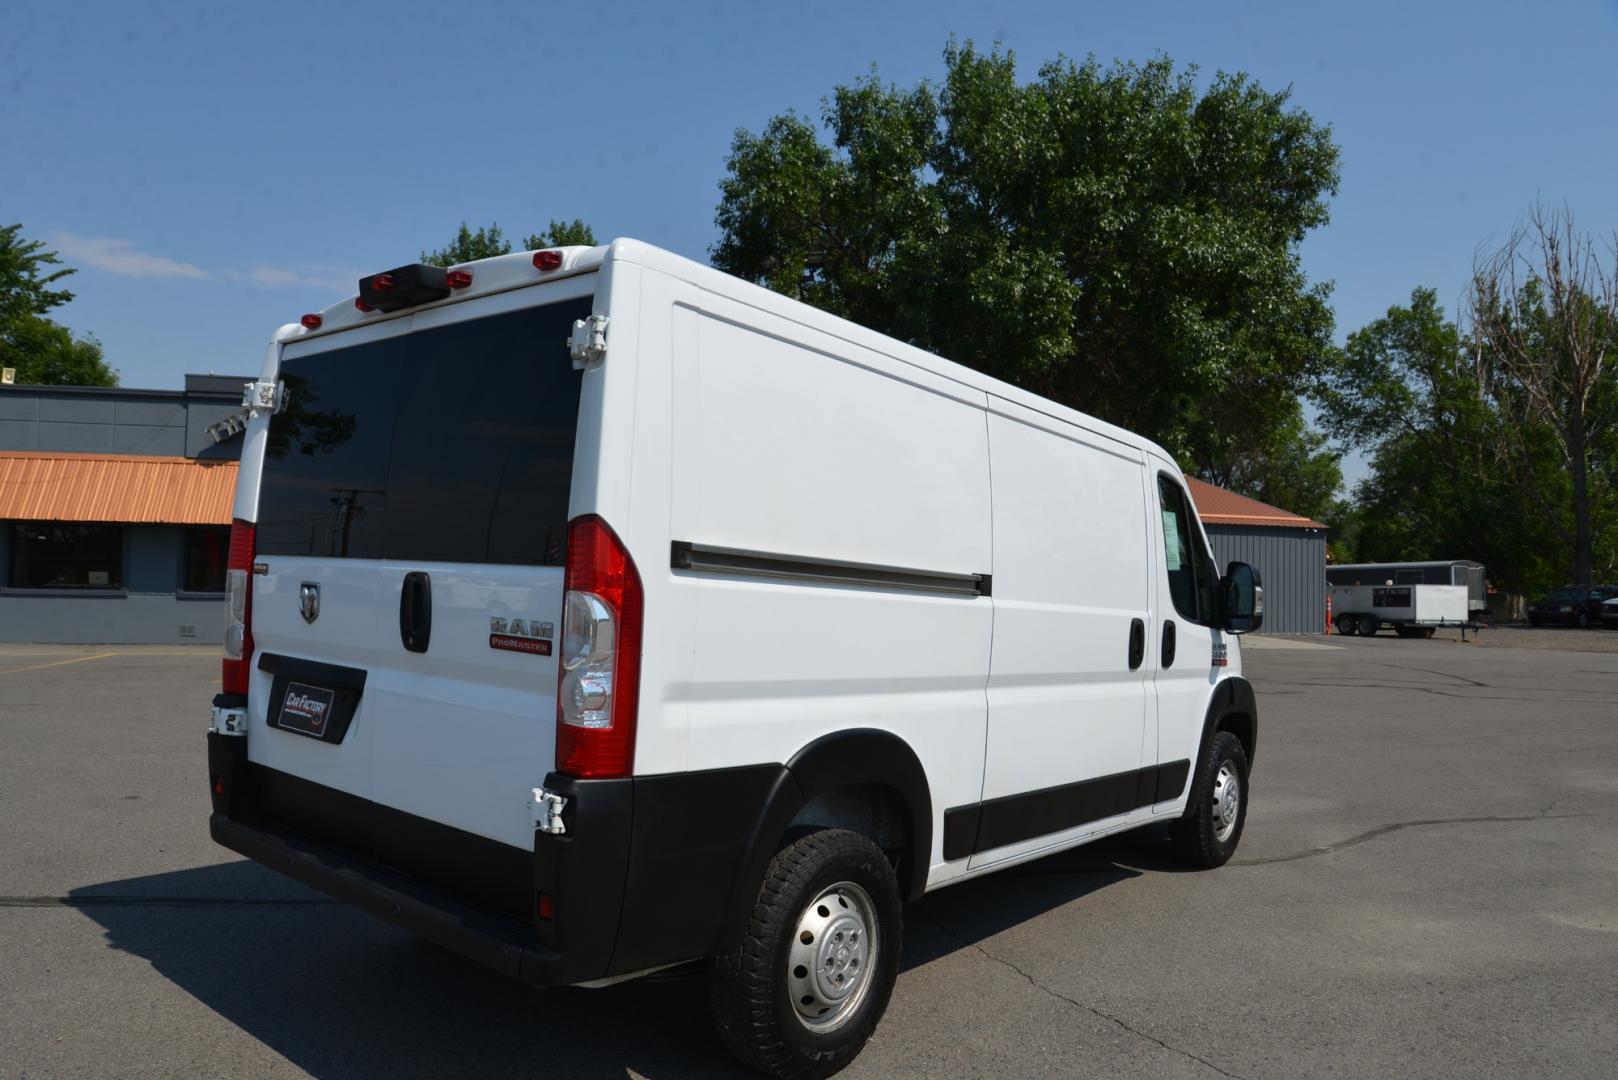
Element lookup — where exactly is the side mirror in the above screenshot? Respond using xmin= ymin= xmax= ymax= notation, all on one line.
xmin=1220 ymin=562 xmax=1264 ymax=634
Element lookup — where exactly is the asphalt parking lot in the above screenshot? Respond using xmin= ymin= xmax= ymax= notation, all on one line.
xmin=3 ymin=635 xmax=1616 ymax=1079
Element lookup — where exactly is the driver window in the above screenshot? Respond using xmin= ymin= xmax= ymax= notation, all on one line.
xmin=1157 ymin=476 xmax=1216 ymax=624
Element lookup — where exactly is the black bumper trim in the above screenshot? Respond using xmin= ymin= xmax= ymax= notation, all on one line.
xmin=210 ymin=813 xmax=558 ymax=984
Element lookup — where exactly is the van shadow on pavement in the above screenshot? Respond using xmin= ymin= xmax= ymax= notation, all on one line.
xmin=67 ymin=838 xmax=1153 ymax=1079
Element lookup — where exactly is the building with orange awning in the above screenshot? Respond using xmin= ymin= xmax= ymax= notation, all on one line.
xmin=0 ymin=375 xmax=248 ymax=643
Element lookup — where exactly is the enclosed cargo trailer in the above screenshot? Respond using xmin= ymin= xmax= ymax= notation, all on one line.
xmin=1330 ymin=583 xmax=1471 ymax=638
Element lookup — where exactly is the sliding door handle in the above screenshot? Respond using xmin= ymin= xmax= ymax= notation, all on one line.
xmin=1127 ymin=618 xmax=1146 ymax=670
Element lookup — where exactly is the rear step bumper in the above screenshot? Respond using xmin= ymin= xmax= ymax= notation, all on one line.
xmin=206 ymin=730 xmax=791 ymax=988
xmin=210 ymin=812 xmax=558 ymax=984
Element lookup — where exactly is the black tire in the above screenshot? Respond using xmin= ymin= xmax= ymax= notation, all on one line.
xmin=1170 ymin=730 xmax=1250 ymax=868
xmin=1423 ymin=627 xmax=1437 ymax=639
xmin=1357 ymin=615 xmax=1380 ymax=637
xmin=1395 ymin=626 xmax=1419 ymax=639
xmin=711 ymin=828 xmax=902 ymax=1079
xmin=1576 ymin=610 xmax=1590 ymax=629
xmin=1529 ymin=616 xmax=1542 ymax=627
xmin=1336 ymin=615 xmax=1357 ymax=636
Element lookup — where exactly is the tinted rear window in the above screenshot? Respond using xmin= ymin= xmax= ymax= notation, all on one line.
xmin=257 ymin=296 xmax=590 ymax=564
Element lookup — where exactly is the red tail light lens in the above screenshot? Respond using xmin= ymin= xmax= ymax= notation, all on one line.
xmin=222 ymin=519 xmax=256 ymax=695
xmin=300 ymin=314 xmax=323 ymax=329
xmin=533 ymin=250 xmax=563 ymax=271
xmin=354 ymin=298 xmax=374 ymax=312
xmin=373 ymin=273 xmax=395 ymax=292
xmin=445 ymin=269 xmax=473 ymax=289
xmin=556 ymin=515 xmax=643 ymax=778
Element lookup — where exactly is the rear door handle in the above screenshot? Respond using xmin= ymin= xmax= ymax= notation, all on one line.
xmin=1161 ymin=620 xmax=1177 ymax=669
xmin=400 ymin=571 xmax=432 ymax=653
xmin=1128 ymin=618 xmax=1146 ymax=670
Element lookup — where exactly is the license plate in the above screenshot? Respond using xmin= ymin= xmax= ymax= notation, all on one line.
xmin=277 ymin=681 xmax=338 ymax=739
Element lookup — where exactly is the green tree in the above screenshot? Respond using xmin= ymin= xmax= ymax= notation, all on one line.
xmin=1316 ymin=286 xmax=1582 ymax=593
xmin=423 ymin=219 xmax=598 ymax=267
xmin=1467 ymin=206 xmax=1618 ymax=586
xmin=0 ymin=224 xmax=117 ymax=387
xmin=713 ymin=43 xmax=1341 ymax=472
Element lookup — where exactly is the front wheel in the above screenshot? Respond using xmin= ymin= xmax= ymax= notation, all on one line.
xmin=711 ymin=828 xmax=902 ymax=1079
xmin=1335 ymin=614 xmax=1358 ymax=636
xmin=1170 ymin=730 xmax=1250 ymax=868
xmin=1576 ymin=610 xmax=1590 ymax=629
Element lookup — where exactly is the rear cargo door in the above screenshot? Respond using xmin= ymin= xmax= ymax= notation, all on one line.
xmin=365 ymin=289 xmax=592 ymax=851
xmin=251 ymin=285 xmax=594 ymax=856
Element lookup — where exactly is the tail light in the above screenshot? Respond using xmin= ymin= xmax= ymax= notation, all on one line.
xmin=556 ymin=516 xmax=643 ymax=778
xmin=222 ymin=519 xmax=256 ymax=695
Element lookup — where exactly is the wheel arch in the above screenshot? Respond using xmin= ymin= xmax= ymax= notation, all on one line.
xmin=1200 ymin=676 xmax=1258 ymax=770
xmin=715 ymin=729 xmax=933 ymax=952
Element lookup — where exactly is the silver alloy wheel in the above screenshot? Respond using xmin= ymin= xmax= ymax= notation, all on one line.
xmin=787 ymin=881 xmax=879 ymax=1033
xmin=1212 ymin=761 xmax=1241 ymax=843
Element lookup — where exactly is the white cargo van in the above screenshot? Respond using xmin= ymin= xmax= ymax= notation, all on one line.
xmin=207 ymin=240 xmax=1263 ymax=1079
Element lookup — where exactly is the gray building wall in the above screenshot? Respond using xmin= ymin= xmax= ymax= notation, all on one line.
xmin=0 ymin=379 xmax=245 ymax=460
xmin=1207 ymin=524 xmax=1327 ymax=635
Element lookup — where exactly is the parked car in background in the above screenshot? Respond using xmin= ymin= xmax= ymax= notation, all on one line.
xmin=1602 ymin=595 xmax=1618 ymax=629
xmin=1528 ymin=585 xmax=1618 ymax=628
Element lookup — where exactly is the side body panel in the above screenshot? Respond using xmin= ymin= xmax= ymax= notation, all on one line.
xmin=659 ymin=284 xmax=994 ymax=887
xmin=967 ymin=398 xmax=1156 ymax=870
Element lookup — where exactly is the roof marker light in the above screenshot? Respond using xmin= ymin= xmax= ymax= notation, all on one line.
xmin=446 ymin=269 xmax=473 ymax=289
xmin=355 ymin=298 xmax=374 ymax=312
xmin=373 ymin=273 xmax=396 ymax=292
xmin=300 ymin=314 xmax=323 ymax=329
xmin=534 ymin=250 xmax=563 ymax=271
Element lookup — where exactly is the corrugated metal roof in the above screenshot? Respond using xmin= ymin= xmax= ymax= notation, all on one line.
xmin=1185 ymin=474 xmax=1326 ymax=530
xmin=0 ymin=452 xmax=237 ymax=525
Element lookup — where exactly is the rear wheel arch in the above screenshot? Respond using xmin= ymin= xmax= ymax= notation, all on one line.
xmin=785 ymin=730 xmax=932 ymax=903
xmin=714 ymin=730 xmax=932 ymax=955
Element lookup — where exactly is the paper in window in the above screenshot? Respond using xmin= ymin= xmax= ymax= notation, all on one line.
xmin=1162 ymin=510 xmax=1182 ymax=570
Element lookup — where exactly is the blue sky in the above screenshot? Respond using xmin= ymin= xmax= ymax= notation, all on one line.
xmin=7 ymin=0 xmax=1618 ymax=480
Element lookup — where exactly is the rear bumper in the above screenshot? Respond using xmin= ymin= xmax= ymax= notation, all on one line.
xmin=210 ymin=812 xmax=561 ymax=983
xmin=206 ymin=730 xmax=785 ymax=988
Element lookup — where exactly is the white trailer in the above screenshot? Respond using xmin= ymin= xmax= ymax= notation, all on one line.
xmin=1331 ymin=584 xmax=1471 ymax=638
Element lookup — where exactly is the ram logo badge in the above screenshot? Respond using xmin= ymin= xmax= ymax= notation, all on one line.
xmin=299 ymin=582 xmax=320 ymax=624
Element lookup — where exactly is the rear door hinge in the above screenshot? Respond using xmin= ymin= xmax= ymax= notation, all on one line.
xmin=569 ymin=314 xmax=609 ymax=370
xmin=242 ymin=379 xmax=285 ymax=414
xmin=530 ymin=787 xmax=568 ymax=835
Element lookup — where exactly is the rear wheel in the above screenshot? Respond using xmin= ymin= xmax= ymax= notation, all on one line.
xmin=1576 ymin=610 xmax=1590 ymax=629
xmin=1336 ymin=614 xmax=1358 ymax=636
xmin=711 ymin=828 xmax=902 ymax=1080
xmin=1357 ymin=616 xmax=1380 ymax=637
xmin=1170 ymin=730 xmax=1249 ymax=868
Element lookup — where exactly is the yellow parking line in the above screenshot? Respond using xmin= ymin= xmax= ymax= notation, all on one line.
xmin=0 ymin=652 xmax=119 ymax=676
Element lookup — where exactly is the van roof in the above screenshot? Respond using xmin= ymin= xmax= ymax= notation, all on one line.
xmin=279 ymin=237 xmax=1180 ymax=469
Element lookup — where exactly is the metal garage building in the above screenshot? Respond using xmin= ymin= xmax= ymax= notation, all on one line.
xmin=1186 ymin=476 xmax=1327 ymax=636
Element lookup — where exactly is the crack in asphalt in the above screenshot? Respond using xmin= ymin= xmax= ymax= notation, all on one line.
xmin=918 ymin=910 xmax=1250 ymax=1079
xmin=1233 ymin=804 xmax=1585 ymax=866
xmin=0 ymin=895 xmax=335 ymax=908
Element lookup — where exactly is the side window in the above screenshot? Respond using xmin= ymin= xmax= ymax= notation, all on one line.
xmin=1157 ymin=476 xmax=1216 ymax=624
